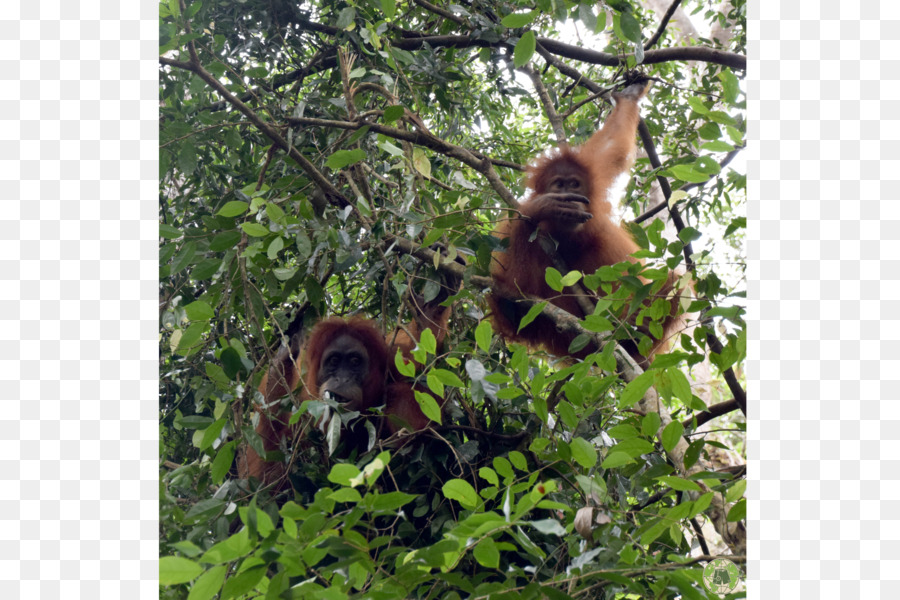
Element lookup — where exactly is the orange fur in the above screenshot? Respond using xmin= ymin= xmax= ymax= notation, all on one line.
xmin=489 ymin=83 xmax=682 ymax=364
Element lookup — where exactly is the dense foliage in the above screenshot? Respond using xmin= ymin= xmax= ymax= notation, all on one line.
xmin=159 ymin=0 xmax=747 ymax=598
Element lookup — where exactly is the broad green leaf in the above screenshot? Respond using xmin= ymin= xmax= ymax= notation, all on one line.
xmin=241 ymin=222 xmax=270 ymax=237
xmin=419 ymin=328 xmax=437 ymax=354
xmin=479 ymin=467 xmax=499 ymax=486
xmin=412 ymin=147 xmax=431 ymax=177
xmin=570 ymin=437 xmax=598 ymax=469
xmin=160 ymin=224 xmax=181 ymax=239
xmin=443 ymin=479 xmax=479 ymax=509
xmin=326 ymin=148 xmax=366 ymax=169
xmin=210 ymin=442 xmax=234 ymax=484
xmin=328 ymin=463 xmax=362 ymax=487
xmin=394 ymin=349 xmax=415 ymax=377
xmin=687 ymin=96 xmax=709 ymax=115
xmin=509 ymin=451 xmax=527 ymax=471
xmin=642 ymin=412 xmax=661 ymax=437
xmin=601 ymin=452 xmax=634 ymax=469
xmin=501 ymin=11 xmax=536 ymax=28
xmin=414 ymin=390 xmax=442 ymax=424
xmin=216 ymin=200 xmax=250 ymax=217
xmin=669 ymin=164 xmax=709 ymax=183
xmin=380 ymin=0 xmax=396 ymax=19
xmin=475 ymin=320 xmax=492 ymax=353
xmin=383 ymin=105 xmax=404 ymax=122
xmin=473 ymin=537 xmax=500 ymax=568
xmin=187 ymin=565 xmax=226 ymax=600
xmin=184 ymin=301 xmax=214 ymax=321
xmin=656 ymin=476 xmax=702 ymax=492
xmin=617 ymin=371 xmax=654 ymax=408
xmin=371 ymin=491 xmax=418 ymax=511
xmin=517 ymin=301 xmax=547 ymax=333
xmin=544 ymin=267 xmax=563 ymax=292
xmin=726 ymin=479 xmax=747 ymax=504
xmin=513 ymin=31 xmax=536 ymax=68
xmin=431 ymin=368 xmax=464 ymax=387
xmin=198 ymin=529 xmax=252 ymax=564
xmin=727 ymin=498 xmax=746 ymax=521
xmin=159 ymin=556 xmax=203 ymax=586
xmin=618 ymin=11 xmax=642 ymax=43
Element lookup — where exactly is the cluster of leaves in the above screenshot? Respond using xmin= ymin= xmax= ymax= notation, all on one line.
xmin=160 ymin=0 xmax=747 ymax=598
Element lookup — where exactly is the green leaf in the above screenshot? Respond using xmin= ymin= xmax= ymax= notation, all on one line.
xmin=216 ymin=200 xmax=248 ymax=217
xmin=528 ymin=518 xmax=566 ymax=536
xmin=610 ymin=438 xmax=654 ymax=458
xmin=667 ymin=368 xmax=692 ymax=405
xmin=701 ymin=140 xmax=735 ymax=152
xmin=669 ymin=164 xmax=709 ymax=183
xmin=265 ymin=201 xmax=285 ymax=223
xmin=479 ymin=467 xmax=499 ymax=486
xmin=443 ymin=479 xmax=479 ymax=509
xmin=383 ymin=104 xmax=404 ymax=122
xmin=432 ymin=368 xmax=464 ymax=388
xmin=414 ymin=390 xmax=442 ymax=424
xmin=198 ymin=419 xmax=226 ymax=451
xmin=326 ymin=148 xmax=366 ymax=170
xmin=656 ymin=475 xmax=702 ymax=492
xmin=329 ymin=487 xmax=362 ymax=503
xmin=412 ymin=147 xmax=431 ymax=177
xmin=159 ymin=556 xmax=203 ymax=586
xmin=241 ymin=222 xmax=270 ymax=237
xmin=618 ymin=11 xmax=642 ymax=43
xmin=578 ymin=4 xmax=597 ymax=31
xmin=186 ymin=565 xmax=226 ymax=600
xmin=501 ymin=11 xmax=536 ymax=28
xmin=726 ymin=479 xmax=747 ymax=504
xmin=170 ymin=241 xmax=196 ymax=274
xmin=517 ymin=301 xmax=547 ymax=333
xmin=687 ymin=96 xmax=709 ymax=115
xmin=209 ymin=230 xmax=241 ymax=251
xmin=560 ymin=270 xmax=582 ymax=287
xmin=184 ymin=301 xmax=214 ymax=321
xmin=475 ymin=320 xmax=493 ymax=353
xmin=394 ymin=349 xmax=415 ymax=377
xmin=642 ymin=412 xmax=661 ymax=437
xmin=570 ymin=437 xmax=598 ymax=469
xmin=601 ymin=452 xmax=633 ymax=469
xmin=513 ymin=31 xmax=536 ymax=68
xmin=698 ymin=121 xmax=722 ymax=140
xmin=690 ymin=492 xmax=714 ymax=518
xmin=380 ymin=0 xmax=396 ymax=19
xmin=419 ymin=328 xmax=437 ymax=354
xmin=727 ymin=498 xmax=746 ymax=522
xmin=175 ymin=322 xmax=207 ymax=356
xmin=371 ymin=491 xmax=418 ymax=511
xmin=544 ymin=266 xmax=563 ymax=292
xmin=473 ymin=536 xmax=500 ymax=568
xmin=220 ymin=563 xmax=266 ymax=599
xmin=328 ymin=463 xmax=362 ymax=487
xmin=160 ymin=224 xmax=181 ymax=239
xmin=509 ymin=450 xmax=527 ymax=471
xmin=210 ymin=442 xmax=234 ymax=484
xmin=677 ymin=227 xmax=702 ymax=243
xmin=607 ymin=424 xmax=639 ymax=440
xmin=718 ymin=68 xmax=740 ymax=104
xmin=617 ymin=371 xmax=654 ymax=409
xmin=198 ymin=529 xmax=252 ymax=564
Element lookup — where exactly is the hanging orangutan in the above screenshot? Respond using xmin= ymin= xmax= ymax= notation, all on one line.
xmin=488 ymin=80 xmax=683 ymax=366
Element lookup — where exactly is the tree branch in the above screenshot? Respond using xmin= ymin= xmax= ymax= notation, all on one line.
xmin=644 ymin=0 xmax=684 ymax=51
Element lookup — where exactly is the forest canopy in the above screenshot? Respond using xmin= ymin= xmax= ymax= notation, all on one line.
xmin=159 ymin=0 xmax=747 ymax=598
